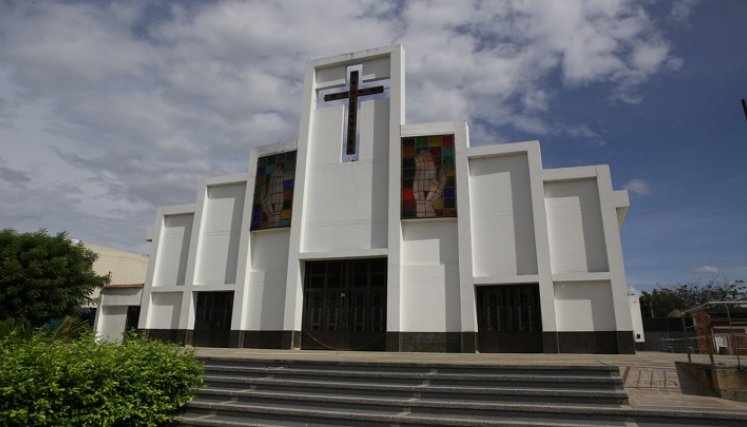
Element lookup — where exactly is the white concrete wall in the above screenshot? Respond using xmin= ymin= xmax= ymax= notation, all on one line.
xmin=301 ymin=98 xmax=389 ymax=253
xmin=194 ymin=183 xmax=246 ymax=286
xmin=147 ymin=292 xmax=182 ymax=329
xmin=95 ymin=287 xmax=142 ymax=341
xmin=284 ymin=46 xmax=404 ymax=334
xmin=153 ymin=214 xmax=193 ymax=287
xmin=100 ymin=288 xmax=142 ymax=306
xmin=545 ymin=179 xmax=609 ymax=273
xmin=469 ymin=154 xmax=538 ymax=277
xmin=316 ymin=56 xmax=391 ymax=85
xmin=554 ymin=281 xmax=615 ymax=331
xmin=629 ymin=293 xmax=645 ymax=342
xmin=137 ymin=204 xmax=193 ymax=331
xmin=98 ymin=306 xmax=128 ymax=343
xmin=400 ymin=220 xmax=460 ymax=332
xmin=245 ymin=230 xmax=290 ymax=330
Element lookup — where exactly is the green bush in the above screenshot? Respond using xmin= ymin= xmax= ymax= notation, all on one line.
xmin=0 ymin=229 xmax=110 ymax=326
xmin=0 ymin=331 xmax=203 ymax=426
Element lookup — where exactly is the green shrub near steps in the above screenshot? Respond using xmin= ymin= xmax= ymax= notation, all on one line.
xmin=0 ymin=331 xmax=203 ymax=427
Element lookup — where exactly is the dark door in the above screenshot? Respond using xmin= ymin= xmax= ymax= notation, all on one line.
xmin=476 ymin=284 xmax=543 ymax=352
xmin=193 ymin=292 xmax=234 ymax=348
xmin=125 ymin=306 xmax=140 ymax=332
xmin=302 ymin=258 xmax=386 ymax=351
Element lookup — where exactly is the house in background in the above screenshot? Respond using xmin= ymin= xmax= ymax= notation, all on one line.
xmin=83 ymin=241 xmax=148 ymax=342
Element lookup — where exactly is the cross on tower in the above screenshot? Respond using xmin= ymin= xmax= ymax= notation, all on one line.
xmin=321 ymin=65 xmax=386 ymax=157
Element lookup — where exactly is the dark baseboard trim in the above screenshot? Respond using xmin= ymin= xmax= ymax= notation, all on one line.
xmin=542 ymin=332 xmax=560 ymax=353
xmin=461 ymin=332 xmax=477 ymax=353
xmin=282 ymin=330 xmax=301 ymax=349
xmin=386 ymin=331 xmax=400 ymax=352
xmin=616 ymin=331 xmax=636 ymax=354
xmin=145 ymin=328 xmax=635 ymax=354
xmin=228 ymin=330 xmax=242 ymax=348
xmin=386 ymin=332 xmax=475 ymax=353
xmin=550 ymin=331 xmax=636 ymax=354
xmin=229 ymin=330 xmax=300 ymax=349
xmin=144 ymin=329 xmax=193 ymax=346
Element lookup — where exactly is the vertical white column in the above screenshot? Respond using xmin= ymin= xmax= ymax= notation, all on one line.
xmin=178 ymin=185 xmax=208 ymax=333
xmin=138 ymin=212 xmax=164 ymax=330
xmin=94 ymin=292 xmax=106 ymax=341
xmin=230 ymin=168 xmax=256 ymax=333
xmin=283 ymin=62 xmax=316 ymax=337
xmin=596 ymin=166 xmax=633 ymax=334
xmin=526 ymin=143 xmax=558 ymax=351
xmin=455 ymin=122 xmax=477 ymax=339
xmin=139 ymin=204 xmax=196 ymax=335
xmin=386 ymin=46 xmax=405 ymax=336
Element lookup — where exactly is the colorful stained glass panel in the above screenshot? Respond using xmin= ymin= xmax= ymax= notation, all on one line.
xmin=401 ymin=134 xmax=457 ymax=218
xmin=251 ymin=150 xmax=296 ymax=230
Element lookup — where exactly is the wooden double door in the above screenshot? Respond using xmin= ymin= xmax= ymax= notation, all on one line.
xmin=476 ymin=284 xmax=543 ymax=352
xmin=302 ymin=258 xmax=387 ymax=351
xmin=193 ymin=291 xmax=233 ymax=348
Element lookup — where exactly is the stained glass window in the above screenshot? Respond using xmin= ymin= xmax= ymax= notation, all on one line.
xmin=251 ymin=150 xmax=296 ymax=230
xmin=401 ymin=134 xmax=457 ymax=218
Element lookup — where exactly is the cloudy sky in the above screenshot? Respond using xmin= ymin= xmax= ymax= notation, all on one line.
xmin=1 ymin=0 xmax=745 ymax=291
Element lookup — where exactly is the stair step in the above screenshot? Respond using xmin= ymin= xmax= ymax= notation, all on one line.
xmin=201 ymin=364 xmax=623 ymax=388
xmin=177 ymin=356 xmax=747 ymax=426
xmin=632 ymin=407 xmax=747 ymax=427
xmin=200 ymin=358 xmax=620 ymax=377
xmin=202 ymin=374 xmax=629 ymax=404
xmin=190 ymin=391 xmax=747 ymax=426
xmin=194 ymin=387 xmax=628 ymax=414
xmin=179 ymin=400 xmax=631 ymax=427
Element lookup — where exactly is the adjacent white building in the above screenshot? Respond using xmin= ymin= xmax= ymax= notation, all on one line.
xmin=98 ymin=45 xmax=637 ymax=353
xmin=83 ymin=242 xmax=148 ymax=343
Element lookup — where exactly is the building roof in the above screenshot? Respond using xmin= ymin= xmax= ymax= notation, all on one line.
xmin=103 ymin=283 xmax=144 ymax=289
xmin=681 ymin=301 xmax=747 ymax=326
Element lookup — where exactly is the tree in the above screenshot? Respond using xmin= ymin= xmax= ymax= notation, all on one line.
xmin=0 ymin=229 xmax=109 ymax=326
xmin=639 ymin=277 xmax=747 ymax=318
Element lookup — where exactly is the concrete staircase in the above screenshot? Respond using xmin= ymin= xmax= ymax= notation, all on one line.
xmin=176 ymin=357 xmax=747 ymax=427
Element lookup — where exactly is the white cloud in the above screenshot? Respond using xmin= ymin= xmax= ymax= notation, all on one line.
xmin=0 ymin=0 xmax=687 ymax=250
xmin=669 ymin=0 xmax=701 ymax=25
xmin=1 ymin=2 xmax=157 ymax=92
xmin=623 ymin=179 xmax=651 ymax=197
xmin=559 ymin=123 xmax=599 ymax=139
xmin=522 ymin=89 xmax=550 ymax=112
xmin=692 ymin=265 xmax=720 ymax=275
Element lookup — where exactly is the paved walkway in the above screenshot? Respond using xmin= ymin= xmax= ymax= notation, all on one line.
xmin=621 ymin=363 xmax=747 ymax=411
xmin=193 ymin=348 xmax=747 ymax=412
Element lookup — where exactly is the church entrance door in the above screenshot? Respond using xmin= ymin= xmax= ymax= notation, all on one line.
xmin=476 ymin=284 xmax=543 ymax=352
xmin=193 ymin=291 xmax=233 ymax=348
xmin=302 ymin=258 xmax=387 ymax=351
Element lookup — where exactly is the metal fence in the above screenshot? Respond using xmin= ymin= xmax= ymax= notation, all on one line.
xmin=641 ymin=335 xmax=745 ymax=369
xmin=652 ymin=335 xmax=747 ymax=355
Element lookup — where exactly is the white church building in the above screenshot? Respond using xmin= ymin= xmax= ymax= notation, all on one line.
xmin=97 ymin=45 xmax=641 ymax=353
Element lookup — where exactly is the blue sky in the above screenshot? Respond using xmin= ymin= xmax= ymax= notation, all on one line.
xmin=0 ymin=0 xmax=744 ymax=291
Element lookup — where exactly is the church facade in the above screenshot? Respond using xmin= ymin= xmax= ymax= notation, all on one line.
xmin=105 ymin=45 xmax=639 ymax=353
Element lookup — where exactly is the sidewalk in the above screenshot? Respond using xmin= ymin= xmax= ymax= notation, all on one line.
xmin=193 ymin=348 xmax=747 ymax=411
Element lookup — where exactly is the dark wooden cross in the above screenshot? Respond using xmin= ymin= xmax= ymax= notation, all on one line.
xmin=324 ymin=70 xmax=385 ymax=155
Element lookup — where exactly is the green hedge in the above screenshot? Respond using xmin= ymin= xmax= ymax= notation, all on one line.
xmin=0 ymin=331 xmax=203 ymax=427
